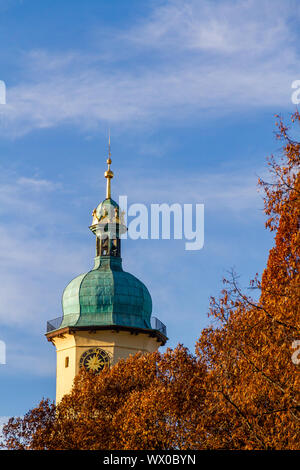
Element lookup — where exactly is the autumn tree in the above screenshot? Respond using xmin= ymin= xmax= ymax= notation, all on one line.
xmin=195 ymin=111 xmax=300 ymax=449
xmin=1 ymin=112 xmax=299 ymax=450
xmin=1 ymin=346 xmax=206 ymax=450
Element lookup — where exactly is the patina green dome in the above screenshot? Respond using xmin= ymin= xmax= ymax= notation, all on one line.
xmin=46 ymin=153 xmax=167 ymax=343
xmin=60 ymin=257 xmax=152 ymax=330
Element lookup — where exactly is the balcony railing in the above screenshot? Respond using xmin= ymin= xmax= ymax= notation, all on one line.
xmin=150 ymin=316 xmax=167 ymax=336
xmin=47 ymin=316 xmax=63 ymax=333
xmin=47 ymin=315 xmax=167 ymax=337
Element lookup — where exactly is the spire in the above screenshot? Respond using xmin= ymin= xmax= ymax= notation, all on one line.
xmin=104 ymin=130 xmax=114 ymax=199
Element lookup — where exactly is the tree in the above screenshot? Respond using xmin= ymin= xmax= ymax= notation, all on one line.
xmin=195 ymin=111 xmax=300 ymax=449
xmin=1 ymin=346 xmax=206 ymax=450
xmin=1 ymin=113 xmax=299 ymax=450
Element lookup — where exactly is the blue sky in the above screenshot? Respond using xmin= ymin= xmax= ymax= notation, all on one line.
xmin=0 ymin=0 xmax=299 ymax=419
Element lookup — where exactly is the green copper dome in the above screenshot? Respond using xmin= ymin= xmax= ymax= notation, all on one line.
xmin=58 ymin=189 xmax=153 ymax=331
xmin=45 ymin=143 xmax=167 ymax=341
xmin=46 ymin=147 xmax=167 ymax=343
xmin=60 ymin=257 xmax=152 ymax=330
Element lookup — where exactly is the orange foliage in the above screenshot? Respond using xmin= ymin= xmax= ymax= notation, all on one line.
xmin=1 ymin=113 xmax=299 ymax=450
xmin=196 ymin=111 xmax=300 ymax=449
xmin=1 ymin=347 xmax=206 ymax=450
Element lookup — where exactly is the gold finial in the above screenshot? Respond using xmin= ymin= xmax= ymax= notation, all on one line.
xmin=108 ymin=129 xmax=111 ymax=159
xmin=104 ymin=130 xmax=113 ymax=199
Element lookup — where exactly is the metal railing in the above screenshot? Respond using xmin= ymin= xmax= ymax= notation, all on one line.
xmin=46 ymin=316 xmax=63 ymax=333
xmin=47 ymin=314 xmax=167 ymax=336
xmin=151 ymin=316 xmax=167 ymax=336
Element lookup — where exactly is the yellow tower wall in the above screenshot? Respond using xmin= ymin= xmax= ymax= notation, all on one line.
xmin=52 ymin=329 xmax=161 ymax=403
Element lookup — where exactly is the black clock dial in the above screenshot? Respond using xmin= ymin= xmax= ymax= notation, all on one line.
xmin=79 ymin=348 xmax=110 ymax=374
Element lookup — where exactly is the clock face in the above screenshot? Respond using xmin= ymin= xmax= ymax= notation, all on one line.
xmin=79 ymin=348 xmax=110 ymax=374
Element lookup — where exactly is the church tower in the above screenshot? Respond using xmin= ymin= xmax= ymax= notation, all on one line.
xmin=46 ymin=141 xmax=167 ymax=403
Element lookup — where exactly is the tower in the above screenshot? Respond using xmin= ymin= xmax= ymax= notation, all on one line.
xmin=46 ymin=141 xmax=167 ymax=403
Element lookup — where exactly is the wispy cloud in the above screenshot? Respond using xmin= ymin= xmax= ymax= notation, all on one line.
xmin=0 ymin=172 xmax=61 ymax=224
xmin=17 ymin=176 xmax=59 ymax=191
xmin=0 ymin=171 xmax=90 ymax=328
xmin=126 ymin=0 xmax=296 ymax=55
xmin=1 ymin=0 xmax=299 ymax=137
xmin=117 ymin=166 xmax=266 ymax=215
